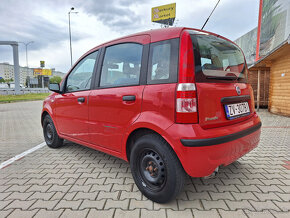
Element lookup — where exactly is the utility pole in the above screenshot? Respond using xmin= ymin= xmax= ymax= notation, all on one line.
xmin=68 ymin=7 xmax=78 ymax=67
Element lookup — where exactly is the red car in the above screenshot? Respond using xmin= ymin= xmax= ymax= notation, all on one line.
xmin=42 ymin=27 xmax=261 ymax=203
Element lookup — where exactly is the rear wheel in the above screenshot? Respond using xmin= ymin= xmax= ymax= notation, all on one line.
xmin=130 ymin=134 xmax=185 ymax=203
xmin=43 ymin=115 xmax=63 ymax=148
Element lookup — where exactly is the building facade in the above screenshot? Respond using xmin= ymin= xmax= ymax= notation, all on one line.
xmin=0 ymin=63 xmax=65 ymax=86
xmin=235 ymin=0 xmax=290 ymax=117
xmin=0 ymin=62 xmax=34 ymax=84
xmin=249 ymin=38 xmax=290 ymax=117
xmin=235 ymin=0 xmax=290 ymax=65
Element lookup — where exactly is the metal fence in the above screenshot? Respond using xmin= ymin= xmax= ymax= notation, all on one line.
xmin=0 ymin=88 xmax=49 ymax=95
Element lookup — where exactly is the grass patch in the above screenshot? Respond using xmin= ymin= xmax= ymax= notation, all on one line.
xmin=0 ymin=93 xmax=50 ymax=103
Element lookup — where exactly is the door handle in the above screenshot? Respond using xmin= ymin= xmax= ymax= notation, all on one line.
xmin=122 ymin=95 xmax=136 ymax=101
xmin=77 ymin=97 xmax=85 ymax=103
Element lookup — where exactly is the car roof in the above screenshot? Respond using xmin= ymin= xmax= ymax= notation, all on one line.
xmin=93 ymin=27 xmax=213 ymax=49
xmin=98 ymin=27 xmax=185 ymax=47
xmin=72 ymin=27 xmax=234 ymax=72
xmin=79 ymin=27 xmax=216 ymax=59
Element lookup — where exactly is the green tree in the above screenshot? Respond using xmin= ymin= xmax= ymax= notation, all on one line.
xmin=0 ymin=78 xmax=5 ymax=83
xmin=5 ymin=78 xmax=13 ymax=83
xmin=49 ymin=76 xmax=62 ymax=84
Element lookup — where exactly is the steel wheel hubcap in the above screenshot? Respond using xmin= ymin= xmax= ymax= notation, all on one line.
xmin=46 ymin=124 xmax=53 ymax=141
xmin=140 ymin=150 xmax=166 ymax=189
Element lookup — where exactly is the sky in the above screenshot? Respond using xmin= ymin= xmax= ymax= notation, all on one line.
xmin=0 ymin=0 xmax=259 ymax=73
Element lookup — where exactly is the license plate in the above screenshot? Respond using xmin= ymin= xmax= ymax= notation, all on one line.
xmin=224 ymin=102 xmax=250 ymax=119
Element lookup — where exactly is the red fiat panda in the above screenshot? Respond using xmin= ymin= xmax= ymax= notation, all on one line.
xmin=42 ymin=27 xmax=261 ymax=203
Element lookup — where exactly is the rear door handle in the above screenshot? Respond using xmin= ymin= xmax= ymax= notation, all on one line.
xmin=77 ymin=97 xmax=85 ymax=103
xmin=122 ymin=95 xmax=136 ymax=101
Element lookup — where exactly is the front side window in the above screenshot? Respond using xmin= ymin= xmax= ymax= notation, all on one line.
xmin=66 ymin=51 xmax=98 ymax=92
xmin=100 ymin=43 xmax=143 ymax=87
xmin=191 ymin=34 xmax=247 ymax=83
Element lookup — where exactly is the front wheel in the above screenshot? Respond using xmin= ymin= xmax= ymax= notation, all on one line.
xmin=130 ymin=134 xmax=185 ymax=203
xmin=43 ymin=115 xmax=63 ymax=148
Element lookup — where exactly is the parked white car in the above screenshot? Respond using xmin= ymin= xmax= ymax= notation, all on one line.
xmin=8 ymin=83 xmax=25 ymax=88
xmin=0 ymin=83 xmax=9 ymax=88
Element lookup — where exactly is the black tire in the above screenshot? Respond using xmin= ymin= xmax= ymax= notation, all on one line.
xmin=130 ymin=134 xmax=185 ymax=203
xmin=43 ymin=115 xmax=63 ymax=148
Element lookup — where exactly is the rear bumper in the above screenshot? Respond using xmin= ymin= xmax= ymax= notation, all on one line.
xmin=180 ymin=122 xmax=261 ymax=147
xmin=165 ymin=114 xmax=261 ymax=177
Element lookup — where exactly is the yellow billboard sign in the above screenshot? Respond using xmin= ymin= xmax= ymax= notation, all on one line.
xmin=34 ymin=69 xmax=52 ymax=76
xmin=151 ymin=3 xmax=176 ymax=25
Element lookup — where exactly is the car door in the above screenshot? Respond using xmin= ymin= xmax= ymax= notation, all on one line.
xmin=54 ymin=51 xmax=98 ymax=142
xmin=88 ymin=35 xmax=150 ymax=152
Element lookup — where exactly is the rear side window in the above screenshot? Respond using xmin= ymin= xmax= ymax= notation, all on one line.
xmin=100 ymin=43 xmax=143 ymax=87
xmin=147 ymin=38 xmax=179 ymax=84
xmin=191 ymin=34 xmax=247 ymax=83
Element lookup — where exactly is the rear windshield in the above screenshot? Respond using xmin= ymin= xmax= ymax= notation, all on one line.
xmin=191 ymin=34 xmax=247 ymax=83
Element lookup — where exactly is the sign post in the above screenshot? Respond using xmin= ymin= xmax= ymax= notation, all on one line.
xmin=39 ymin=61 xmax=46 ymax=88
xmin=40 ymin=61 xmax=45 ymax=68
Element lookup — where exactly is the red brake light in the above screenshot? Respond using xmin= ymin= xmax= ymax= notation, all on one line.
xmin=176 ymin=83 xmax=198 ymax=124
xmin=179 ymin=31 xmax=195 ymax=83
xmin=176 ymin=31 xmax=198 ymax=124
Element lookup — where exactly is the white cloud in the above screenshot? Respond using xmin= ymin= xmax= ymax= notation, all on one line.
xmin=0 ymin=0 xmax=259 ymax=73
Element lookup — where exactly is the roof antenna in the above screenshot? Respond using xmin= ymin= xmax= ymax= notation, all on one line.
xmin=201 ymin=0 xmax=221 ymax=30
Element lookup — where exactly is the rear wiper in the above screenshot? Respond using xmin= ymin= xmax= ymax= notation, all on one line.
xmin=206 ymin=75 xmax=238 ymax=80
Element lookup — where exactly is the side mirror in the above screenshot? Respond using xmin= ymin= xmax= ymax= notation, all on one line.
xmin=49 ymin=83 xmax=62 ymax=93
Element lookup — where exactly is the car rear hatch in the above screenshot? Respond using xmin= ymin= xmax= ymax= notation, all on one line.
xmin=189 ymin=32 xmax=255 ymax=129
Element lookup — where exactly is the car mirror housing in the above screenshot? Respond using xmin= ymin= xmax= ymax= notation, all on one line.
xmin=49 ymin=83 xmax=62 ymax=93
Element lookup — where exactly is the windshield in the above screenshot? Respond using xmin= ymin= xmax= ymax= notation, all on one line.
xmin=191 ymin=34 xmax=247 ymax=82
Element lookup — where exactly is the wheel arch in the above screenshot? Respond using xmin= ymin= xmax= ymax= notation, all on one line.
xmin=126 ymin=128 xmax=157 ymax=162
xmin=125 ymin=127 xmax=183 ymax=170
xmin=41 ymin=111 xmax=50 ymax=126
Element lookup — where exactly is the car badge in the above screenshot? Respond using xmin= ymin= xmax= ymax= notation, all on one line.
xmin=236 ymin=86 xmax=241 ymax=95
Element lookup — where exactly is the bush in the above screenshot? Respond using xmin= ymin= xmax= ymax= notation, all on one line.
xmin=49 ymin=76 xmax=62 ymax=84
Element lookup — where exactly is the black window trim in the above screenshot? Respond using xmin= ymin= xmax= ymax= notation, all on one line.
xmin=63 ymin=50 xmax=100 ymax=93
xmin=93 ymin=42 xmax=148 ymax=90
xmin=147 ymin=38 xmax=179 ymax=85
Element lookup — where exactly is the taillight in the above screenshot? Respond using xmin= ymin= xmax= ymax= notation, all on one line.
xmin=176 ymin=31 xmax=198 ymax=124
xmin=176 ymin=83 xmax=198 ymax=123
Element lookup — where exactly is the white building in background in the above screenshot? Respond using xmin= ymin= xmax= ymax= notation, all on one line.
xmin=0 ymin=62 xmax=33 ymax=84
xmin=0 ymin=63 xmax=65 ymax=85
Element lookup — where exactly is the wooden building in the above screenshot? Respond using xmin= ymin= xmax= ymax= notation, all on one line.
xmin=248 ymin=67 xmax=270 ymax=108
xmin=248 ymin=36 xmax=290 ymax=116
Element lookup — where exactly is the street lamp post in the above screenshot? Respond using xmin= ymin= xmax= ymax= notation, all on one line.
xmin=19 ymin=41 xmax=34 ymax=87
xmin=68 ymin=7 xmax=78 ymax=67
xmin=19 ymin=41 xmax=34 ymax=68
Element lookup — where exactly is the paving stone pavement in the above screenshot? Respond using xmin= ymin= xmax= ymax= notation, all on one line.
xmin=0 ymin=101 xmax=289 ymax=218
xmin=0 ymin=101 xmax=43 ymax=162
